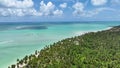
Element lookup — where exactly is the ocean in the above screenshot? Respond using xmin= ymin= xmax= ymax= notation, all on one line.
xmin=0 ymin=21 xmax=120 ymax=68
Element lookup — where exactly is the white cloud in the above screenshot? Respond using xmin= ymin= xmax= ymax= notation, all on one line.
xmin=81 ymin=8 xmax=115 ymax=17
xmin=111 ymin=0 xmax=120 ymax=6
xmin=0 ymin=0 xmax=63 ymax=17
xmin=72 ymin=2 xmax=84 ymax=16
xmin=59 ymin=3 xmax=67 ymax=9
xmin=0 ymin=0 xmax=37 ymax=17
xmin=0 ymin=0 xmax=34 ymax=8
xmin=91 ymin=0 xmax=107 ymax=6
xmin=53 ymin=10 xmax=63 ymax=16
xmin=0 ymin=0 xmax=35 ymax=16
xmin=72 ymin=2 xmax=115 ymax=17
xmin=0 ymin=8 xmax=38 ymax=16
xmin=39 ymin=1 xmax=55 ymax=16
xmin=39 ymin=1 xmax=63 ymax=16
xmin=0 ymin=8 xmax=9 ymax=16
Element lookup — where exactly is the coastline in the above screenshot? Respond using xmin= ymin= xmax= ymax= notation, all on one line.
xmin=0 ymin=21 xmax=118 ymax=68
xmin=75 ymin=26 xmax=112 ymax=36
xmin=8 ymin=26 xmax=113 ymax=68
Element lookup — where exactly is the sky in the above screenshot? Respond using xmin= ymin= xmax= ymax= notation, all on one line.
xmin=0 ymin=0 xmax=120 ymax=22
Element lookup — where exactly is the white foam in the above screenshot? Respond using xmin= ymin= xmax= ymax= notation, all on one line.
xmin=75 ymin=30 xmax=97 ymax=35
xmin=0 ymin=40 xmax=13 ymax=44
xmin=75 ymin=31 xmax=89 ymax=35
xmin=75 ymin=27 xmax=112 ymax=36
xmin=105 ymin=27 xmax=112 ymax=30
xmin=16 ymin=26 xmax=26 ymax=29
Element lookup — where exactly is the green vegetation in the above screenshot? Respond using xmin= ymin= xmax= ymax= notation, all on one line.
xmin=10 ymin=26 xmax=120 ymax=68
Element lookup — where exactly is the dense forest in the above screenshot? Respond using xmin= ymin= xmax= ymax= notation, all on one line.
xmin=9 ymin=26 xmax=120 ymax=68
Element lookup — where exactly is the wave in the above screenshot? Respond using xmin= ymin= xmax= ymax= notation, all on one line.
xmin=75 ymin=31 xmax=89 ymax=35
xmin=0 ymin=40 xmax=13 ymax=44
xmin=105 ymin=27 xmax=112 ymax=30
xmin=75 ymin=27 xmax=112 ymax=36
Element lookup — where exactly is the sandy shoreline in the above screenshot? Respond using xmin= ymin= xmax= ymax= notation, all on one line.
xmin=75 ymin=27 xmax=112 ymax=36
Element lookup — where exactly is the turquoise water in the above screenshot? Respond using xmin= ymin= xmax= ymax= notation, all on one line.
xmin=0 ymin=22 xmax=120 ymax=68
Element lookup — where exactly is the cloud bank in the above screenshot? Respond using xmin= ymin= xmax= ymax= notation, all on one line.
xmin=91 ymin=0 xmax=107 ymax=6
xmin=0 ymin=0 xmax=118 ymax=18
xmin=0 ymin=0 xmax=63 ymax=17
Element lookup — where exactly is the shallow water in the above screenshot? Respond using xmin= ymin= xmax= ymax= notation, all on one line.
xmin=0 ymin=22 xmax=119 ymax=68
